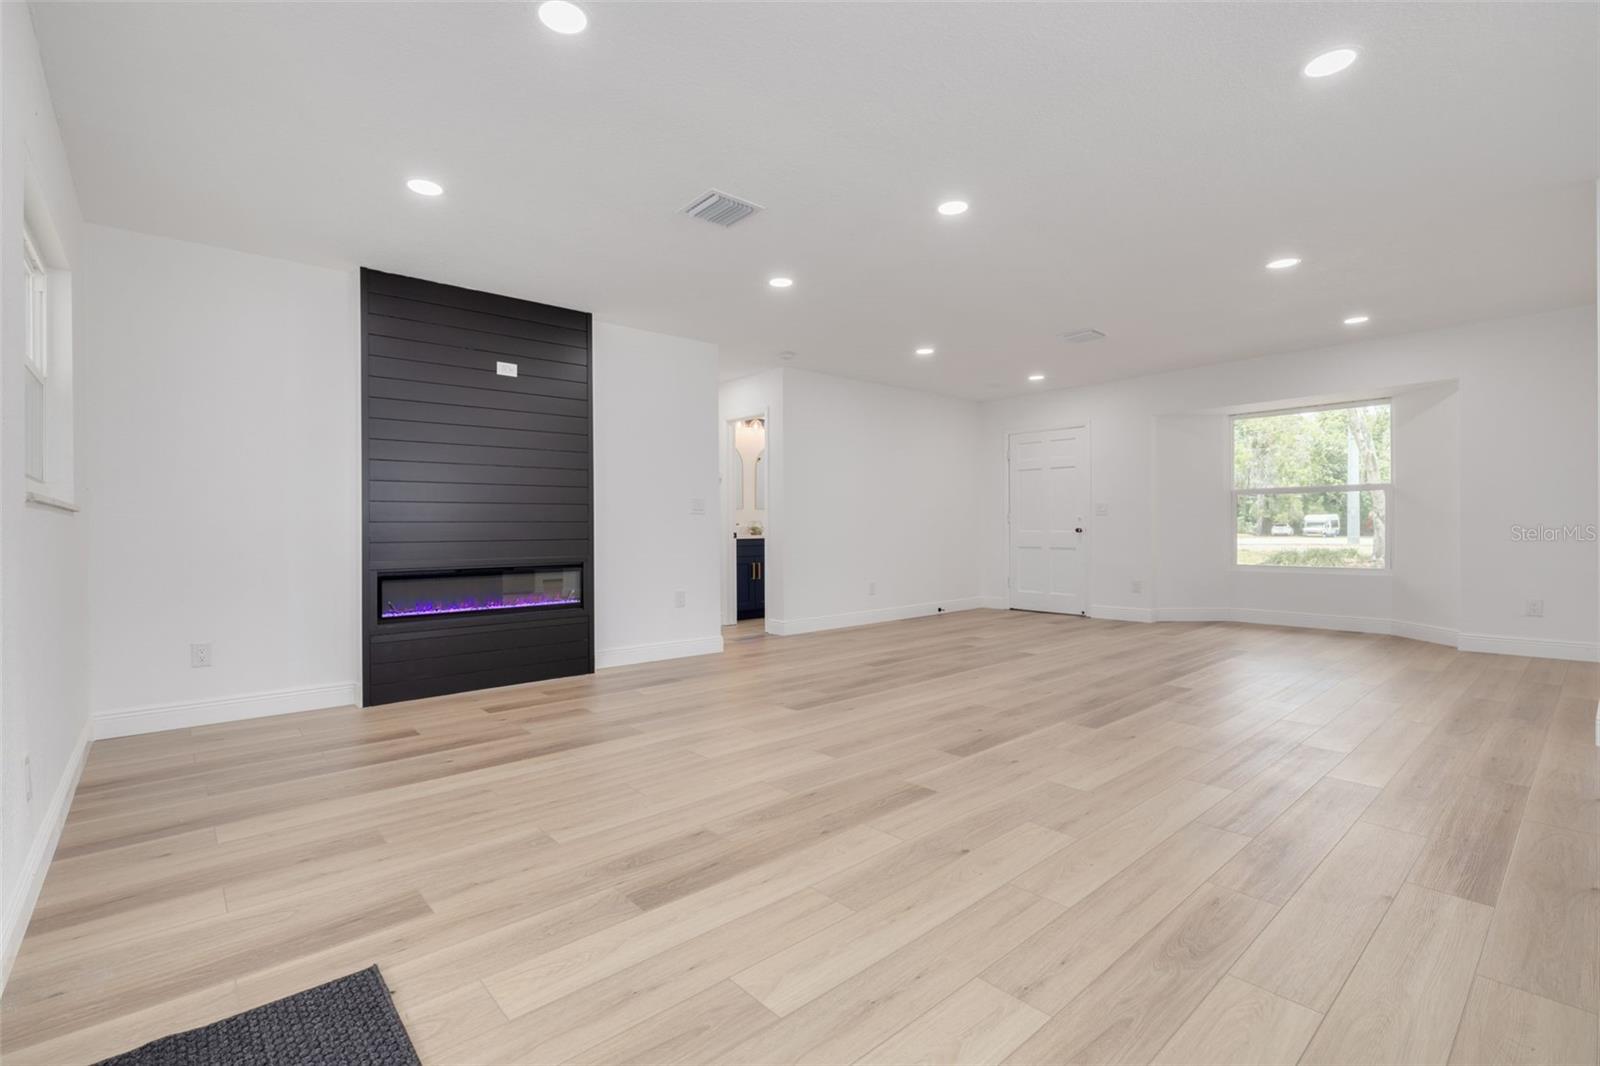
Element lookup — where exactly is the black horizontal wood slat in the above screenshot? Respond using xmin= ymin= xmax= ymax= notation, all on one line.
xmin=368 ymin=336 xmax=595 ymax=385
xmin=364 ymin=269 xmax=589 ymax=331
xmin=363 ymin=269 xmax=594 ymax=705
xmin=367 ymin=374 xmax=590 ymax=419
xmin=368 ymin=460 xmax=589 ymax=488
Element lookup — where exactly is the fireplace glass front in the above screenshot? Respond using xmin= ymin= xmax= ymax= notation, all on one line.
xmin=378 ymin=565 xmax=582 ymax=621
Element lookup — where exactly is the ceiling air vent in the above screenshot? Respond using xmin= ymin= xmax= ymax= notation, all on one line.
xmin=1062 ymin=328 xmax=1107 ymax=344
xmin=683 ymin=189 xmax=763 ymax=227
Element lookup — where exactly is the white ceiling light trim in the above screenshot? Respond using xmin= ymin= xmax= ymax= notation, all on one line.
xmin=1343 ymin=314 xmax=1371 ymax=325
xmin=406 ymin=178 xmax=443 ymax=197
xmin=767 ymin=276 xmax=794 ymax=289
xmin=1304 ymin=47 xmax=1359 ymax=78
xmin=937 ymin=200 xmax=969 ymax=216
xmin=914 ymin=346 xmax=935 ymax=356
xmin=538 ymin=1 xmax=587 ymax=34
xmin=1265 ymin=256 xmax=1302 ymax=270
xmin=1027 ymin=373 xmax=1045 ymax=382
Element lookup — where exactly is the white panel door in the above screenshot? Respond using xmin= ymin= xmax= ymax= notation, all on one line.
xmin=1008 ymin=427 xmax=1088 ymax=614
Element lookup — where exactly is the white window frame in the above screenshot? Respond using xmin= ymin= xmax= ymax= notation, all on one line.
xmin=23 ymin=229 xmax=47 ymax=380
xmin=1230 ymin=398 xmax=1393 ymax=574
xmin=23 ymin=228 xmax=49 ymax=486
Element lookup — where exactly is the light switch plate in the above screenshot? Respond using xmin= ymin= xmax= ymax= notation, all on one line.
xmin=689 ymin=498 xmax=706 ymax=515
xmin=496 ymin=361 xmax=519 ymax=378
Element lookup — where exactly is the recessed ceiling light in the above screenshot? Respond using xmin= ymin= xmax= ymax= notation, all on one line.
xmin=937 ymin=200 xmax=969 ymax=217
xmin=1028 ymin=374 xmax=1045 ymax=382
xmin=1266 ymin=256 xmax=1302 ymax=270
xmin=768 ymin=276 xmax=794 ymax=289
xmin=1304 ymin=48 xmax=1358 ymax=78
xmin=1343 ymin=314 xmax=1371 ymax=325
xmin=538 ymin=0 xmax=587 ymax=34
xmin=915 ymin=347 xmax=935 ymax=357
xmin=406 ymin=178 xmax=443 ymax=197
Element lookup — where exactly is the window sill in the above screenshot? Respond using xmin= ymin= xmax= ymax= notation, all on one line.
xmin=25 ymin=489 xmax=79 ymax=514
xmin=1232 ymin=565 xmax=1389 ymax=576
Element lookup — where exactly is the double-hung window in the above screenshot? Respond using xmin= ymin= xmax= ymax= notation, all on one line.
xmin=23 ymin=228 xmax=48 ymax=484
xmin=1232 ymin=400 xmax=1391 ymax=569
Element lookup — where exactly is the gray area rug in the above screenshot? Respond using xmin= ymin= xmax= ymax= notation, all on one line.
xmin=91 ymin=966 xmax=421 ymax=1066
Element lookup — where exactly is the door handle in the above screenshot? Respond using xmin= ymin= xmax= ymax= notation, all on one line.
xmin=1075 ymin=527 xmax=1085 ymax=533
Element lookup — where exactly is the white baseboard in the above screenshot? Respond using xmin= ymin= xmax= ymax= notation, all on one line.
xmin=1390 ymin=620 xmax=1460 ymax=649
xmin=1229 ymin=607 xmax=1396 ymax=635
xmin=597 ymin=635 xmax=725 ymax=669
xmin=92 ymin=682 xmax=361 ymax=740
xmin=1149 ymin=606 xmax=1593 ymax=660
xmin=1456 ymin=632 xmax=1600 ymax=662
xmin=766 ymin=598 xmax=984 ymax=636
xmin=1152 ymin=606 xmax=1231 ymax=624
xmin=1088 ymin=604 xmax=1155 ymax=623
xmin=978 ymin=596 xmax=1010 ymax=611
xmin=2 ymin=720 xmax=91 ymax=991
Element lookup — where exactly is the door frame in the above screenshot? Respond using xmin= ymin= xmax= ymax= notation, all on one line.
xmin=1005 ymin=423 xmax=1092 ymax=614
xmin=722 ymin=408 xmax=770 ymax=627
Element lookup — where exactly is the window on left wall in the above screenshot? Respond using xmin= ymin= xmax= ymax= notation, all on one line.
xmin=20 ymin=208 xmax=75 ymax=508
xmin=23 ymin=227 xmax=48 ymax=483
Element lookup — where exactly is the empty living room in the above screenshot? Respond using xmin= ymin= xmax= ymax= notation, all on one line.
xmin=2 ymin=2 xmax=1597 ymax=1064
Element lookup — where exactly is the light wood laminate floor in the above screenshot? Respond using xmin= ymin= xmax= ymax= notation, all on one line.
xmin=3 ymin=611 xmax=1597 ymax=1064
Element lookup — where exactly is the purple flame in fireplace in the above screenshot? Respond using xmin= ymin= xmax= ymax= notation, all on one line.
xmin=381 ymin=590 xmax=580 ymax=619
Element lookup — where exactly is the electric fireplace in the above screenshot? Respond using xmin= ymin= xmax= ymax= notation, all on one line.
xmin=378 ymin=565 xmax=583 ymax=622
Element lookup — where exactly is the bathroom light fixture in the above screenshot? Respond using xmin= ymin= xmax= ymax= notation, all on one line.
xmin=915 ymin=347 xmax=935 ymax=356
xmin=1266 ymin=256 xmax=1302 ymax=270
xmin=937 ymin=200 xmax=969 ymax=216
xmin=1028 ymin=374 xmax=1045 ymax=382
xmin=406 ymin=178 xmax=443 ymax=197
xmin=1304 ymin=48 xmax=1358 ymax=78
xmin=768 ymin=276 xmax=794 ymax=289
xmin=538 ymin=0 xmax=587 ymax=34
xmin=1343 ymin=314 xmax=1370 ymax=325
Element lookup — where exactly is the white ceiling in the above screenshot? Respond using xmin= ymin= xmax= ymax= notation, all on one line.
xmin=32 ymin=1 xmax=1599 ymax=398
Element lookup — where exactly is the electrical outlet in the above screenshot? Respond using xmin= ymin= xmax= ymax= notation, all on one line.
xmin=1095 ymin=503 xmax=1110 ymax=517
xmin=1526 ymin=599 xmax=1545 ymax=618
xmin=868 ymin=581 xmax=877 ymax=596
xmin=23 ymin=755 xmax=32 ymax=804
xmin=190 ymin=642 xmax=213 ymax=668
xmin=689 ymin=498 xmax=706 ymax=515
xmin=1131 ymin=579 xmax=1144 ymax=595
xmin=674 ymin=590 xmax=686 ymax=608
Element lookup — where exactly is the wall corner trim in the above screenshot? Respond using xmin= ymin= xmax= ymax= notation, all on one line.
xmin=91 ymin=682 xmax=361 ymax=740
xmin=1 ymin=720 xmax=92 ymax=992
xmin=597 ymin=635 xmax=725 ymax=670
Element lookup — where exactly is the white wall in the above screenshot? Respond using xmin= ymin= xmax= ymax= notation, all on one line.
xmin=593 ymin=322 xmax=723 ymax=667
xmin=81 ymin=225 xmax=361 ymax=736
xmin=79 ymin=235 xmax=733 ymax=709
xmin=1 ymin=2 xmax=90 ymax=982
xmin=766 ymin=368 xmax=984 ymax=634
xmin=981 ymin=304 xmax=1599 ymax=658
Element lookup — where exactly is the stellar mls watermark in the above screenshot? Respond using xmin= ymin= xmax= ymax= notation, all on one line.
xmin=1510 ymin=524 xmax=1598 ymax=542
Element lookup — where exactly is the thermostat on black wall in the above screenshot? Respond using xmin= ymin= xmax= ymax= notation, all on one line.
xmin=496 ymin=361 xmax=518 ymax=377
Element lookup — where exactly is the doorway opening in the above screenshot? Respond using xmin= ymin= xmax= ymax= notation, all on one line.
xmin=723 ymin=413 xmax=768 ymax=629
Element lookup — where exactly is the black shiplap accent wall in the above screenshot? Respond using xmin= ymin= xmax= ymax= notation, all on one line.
xmin=362 ymin=269 xmax=594 ymax=706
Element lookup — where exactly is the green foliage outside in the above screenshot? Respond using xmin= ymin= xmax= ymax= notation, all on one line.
xmin=1236 ymin=545 xmax=1370 ymax=567
xmin=1234 ymin=403 xmax=1390 ymax=563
